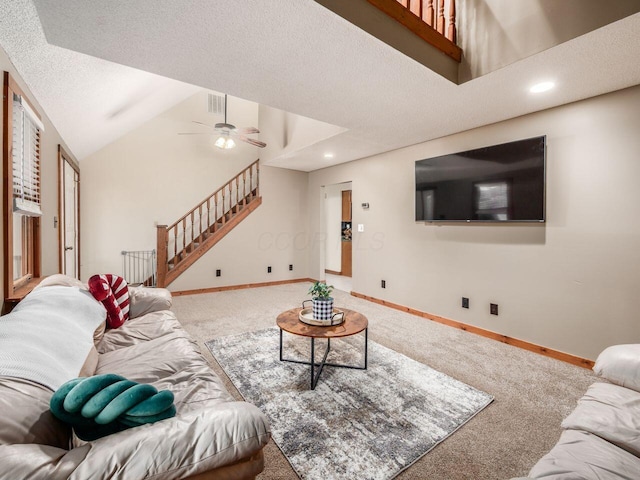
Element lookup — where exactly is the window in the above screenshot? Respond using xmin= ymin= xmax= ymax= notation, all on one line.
xmin=3 ymin=71 xmax=42 ymax=296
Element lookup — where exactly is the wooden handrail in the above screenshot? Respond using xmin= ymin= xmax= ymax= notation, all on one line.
xmin=167 ymin=159 xmax=260 ymax=232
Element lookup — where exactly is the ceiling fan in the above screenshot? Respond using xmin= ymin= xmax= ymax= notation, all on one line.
xmin=179 ymin=94 xmax=266 ymax=149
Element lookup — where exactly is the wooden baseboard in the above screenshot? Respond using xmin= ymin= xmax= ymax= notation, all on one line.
xmin=324 ymin=269 xmax=341 ymax=275
xmin=351 ymin=291 xmax=595 ymax=369
xmin=172 ymin=278 xmax=316 ymax=297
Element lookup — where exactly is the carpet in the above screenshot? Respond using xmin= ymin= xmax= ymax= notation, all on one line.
xmin=206 ymin=327 xmax=494 ymax=480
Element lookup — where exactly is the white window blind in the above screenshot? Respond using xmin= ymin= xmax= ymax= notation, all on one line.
xmin=12 ymin=93 xmax=44 ymax=216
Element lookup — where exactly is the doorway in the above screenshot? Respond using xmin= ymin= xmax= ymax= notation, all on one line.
xmin=58 ymin=146 xmax=80 ymax=278
xmin=323 ymin=182 xmax=352 ymax=293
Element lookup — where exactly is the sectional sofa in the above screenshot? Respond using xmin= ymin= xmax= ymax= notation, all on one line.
xmin=0 ymin=274 xmax=270 ymax=479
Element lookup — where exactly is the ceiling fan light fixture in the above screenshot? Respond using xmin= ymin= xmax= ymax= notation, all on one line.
xmin=215 ymin=134 xmax=236 ymax=149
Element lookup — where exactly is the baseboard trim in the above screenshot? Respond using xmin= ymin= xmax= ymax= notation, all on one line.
xmin=324 ymin=269 xmax=341 ymax=275
xmin=351 ymin=291 xmax=595 ymax=369
xmin=172 ymin=278 xmax=316 ymax=297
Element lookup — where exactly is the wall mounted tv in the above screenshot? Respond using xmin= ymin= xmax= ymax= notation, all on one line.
xmin=415 ymin=136 xmax=546 ymax=222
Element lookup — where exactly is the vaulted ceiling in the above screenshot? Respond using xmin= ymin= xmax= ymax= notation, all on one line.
xmin=2 ymin=1 xmax=640 ymax=171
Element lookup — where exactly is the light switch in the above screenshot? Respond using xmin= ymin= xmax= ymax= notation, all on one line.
xmin=357 ymin=224 xmax=364 ymax=232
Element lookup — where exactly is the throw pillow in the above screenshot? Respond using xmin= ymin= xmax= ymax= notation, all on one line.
xmin=593 ymin=344 xmax=640 ymax=392
xmin=88 ymin=274 xmax=130 ymax=329
xmin=49 ymin=374 xmax=176 ymax=441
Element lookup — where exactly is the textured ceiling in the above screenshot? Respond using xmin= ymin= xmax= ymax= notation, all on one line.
xmin=3 ymin=1 xmax=640 ymax=170
xmin=0 ymin=0 xmax=200 ymax=160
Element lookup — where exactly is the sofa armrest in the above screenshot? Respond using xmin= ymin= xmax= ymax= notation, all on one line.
xmin=70 ymin=401 xmax=270 ymax=480
xmin=128 ymin=286 xmax=172 ymax=318
xmin=0 ymin=443 xmax=90 ymax=480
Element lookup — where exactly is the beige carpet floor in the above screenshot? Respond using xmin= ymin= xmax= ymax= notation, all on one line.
xmin=171 ymin=282 xmax=595 ymax=480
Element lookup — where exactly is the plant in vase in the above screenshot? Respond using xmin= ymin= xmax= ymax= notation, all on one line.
xmin=308 ymin=282 xmax=334 ymax=320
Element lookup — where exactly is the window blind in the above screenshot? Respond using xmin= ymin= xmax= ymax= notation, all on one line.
xmin=12 ymin=93 xmax=44 ymax=216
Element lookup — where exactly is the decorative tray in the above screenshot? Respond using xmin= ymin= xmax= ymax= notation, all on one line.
xmin=299 ymin=307 xmax=345 ymax=326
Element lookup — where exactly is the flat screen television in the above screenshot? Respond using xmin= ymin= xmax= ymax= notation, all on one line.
xmin=415 ymin=136 xmax=546 ymax=222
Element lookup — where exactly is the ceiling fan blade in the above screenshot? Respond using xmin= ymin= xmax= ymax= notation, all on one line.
xmin=236 ymin=126 xmax=260 ymax=135
xmin=237 ymin=135 xmax=267 ymax=148
xmin=192 ymin=120 xmax=213 ymax=129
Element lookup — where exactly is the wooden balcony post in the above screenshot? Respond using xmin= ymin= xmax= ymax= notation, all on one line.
xmin=447 ymin=0 xmax=456 ymax=43
xmin=437 ymin=0 xmax=445 ymax=35
xmin=424 ymin=0 xmax=434 ymax=26
xmin=156 ymin=225 xmax=168 ymax=288
xmin=409 ymin=0 xmax=421 ymax=17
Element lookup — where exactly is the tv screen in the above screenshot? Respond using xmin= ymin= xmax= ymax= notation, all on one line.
xmin=415 ymin=136 xmax=546 ymax=222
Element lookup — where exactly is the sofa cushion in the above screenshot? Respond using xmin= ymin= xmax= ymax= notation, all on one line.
xmin=88 ymin=274 xmax=130 ymax=329
xmin=128 ymin=286 xmax=172 ymax=319
xmin=529 ymin=429 xmax=640 ymax=479
xmin=97 ymin=311 xmax=184 ymax=354
xmin=561 ymin=382 xmax=640 ymax=457
xmin=0 ymin=377 xmax=70 ymax=449
xmin=96 ymin=331 xmax=202 ymax=384
xmin=593 ymin=344 xmax=640 ymax=392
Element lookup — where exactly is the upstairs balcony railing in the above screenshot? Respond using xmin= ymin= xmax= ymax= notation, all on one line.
xmin=397 ymin=0 xmax=457 ymax=43
xmin=368 ymin=0 xmax=460 ymax=61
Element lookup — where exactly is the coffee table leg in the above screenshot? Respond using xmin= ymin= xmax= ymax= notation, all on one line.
xmin=310 ymin=337 xmax=332 ymax=390
xmin=310 ymin=337 xmax=315 ymax=389
xmin=364 ymin=327 xmax=368 ymax=369
xmin=279 ymin=328 xmax=283 ymax=361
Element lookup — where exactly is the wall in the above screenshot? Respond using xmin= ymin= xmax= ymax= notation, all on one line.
xmin=308 ymin=85 xmax=640 ymax=361
xmin=1 ymin=45 xmax=71 ymax=303
xmin=324 ymin=182 xmax=351 ymax=272
xmin=459 ymin=0 xmax=640 ymax=82
xmin=82 ymin=90 xmax=309 ymax=291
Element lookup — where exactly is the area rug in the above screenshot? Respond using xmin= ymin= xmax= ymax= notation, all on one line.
xmin=206 ymin=327 xmax=493 ymax=480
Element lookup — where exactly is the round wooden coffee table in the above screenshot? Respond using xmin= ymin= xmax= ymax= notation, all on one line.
xmin=276 ymin=307 xmax=368 ymax=389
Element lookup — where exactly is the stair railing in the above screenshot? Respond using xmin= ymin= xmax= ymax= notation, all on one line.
xmin=156 ymin=159 xmax=259 ymax=287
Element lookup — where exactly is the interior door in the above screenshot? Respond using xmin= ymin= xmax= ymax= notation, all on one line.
xmin=59 ymin=147 xmax=80 ymax=278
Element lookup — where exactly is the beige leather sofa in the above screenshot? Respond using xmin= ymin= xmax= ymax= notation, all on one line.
xmin=0 ymin=275 xmax=270 ymax=479
xmin=513 ymin=344 xmax=640 ymax=479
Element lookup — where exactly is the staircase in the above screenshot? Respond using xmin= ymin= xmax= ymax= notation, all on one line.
xmin=156 ymin=159 xmax=261 ymax=287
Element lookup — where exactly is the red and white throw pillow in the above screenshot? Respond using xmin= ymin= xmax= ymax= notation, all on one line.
xmin=88 ymin=274 xmax=130 ymax=329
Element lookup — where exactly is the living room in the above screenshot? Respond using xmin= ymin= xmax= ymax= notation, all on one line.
xmin=2 ymin=1 xmax=640 ymax=479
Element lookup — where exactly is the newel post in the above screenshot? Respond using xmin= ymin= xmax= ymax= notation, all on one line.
xmin=156 ymin=225 xmax=168 ymax=288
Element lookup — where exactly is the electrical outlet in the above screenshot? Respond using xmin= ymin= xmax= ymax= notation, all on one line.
xmin=462 ymin=297 xmax=469 ymax=309
xmin=267 ymin=266 xmax=272 ymax=273
xmin=289 ymin=264 xmax=293 ymax=271
xmin=381 ymin=280 xmax=386 ymax=289
xmin=490 ymin=303 xmax=499 ymax=315
xmin=215 ymin=269 xmax=221 ymax=277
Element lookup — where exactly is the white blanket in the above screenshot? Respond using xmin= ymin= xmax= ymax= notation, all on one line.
xmin=0 ymin=286 xmax=106 ymax=390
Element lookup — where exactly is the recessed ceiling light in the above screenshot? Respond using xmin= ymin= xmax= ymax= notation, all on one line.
xmin=324 ymin=153 xmax=334 ymax=159
xmin=530 ymin=81 xmax=555 ymax=94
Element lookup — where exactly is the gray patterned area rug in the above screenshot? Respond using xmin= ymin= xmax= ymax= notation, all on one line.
xmin=206 ymin=327 xmax=493 ymax=480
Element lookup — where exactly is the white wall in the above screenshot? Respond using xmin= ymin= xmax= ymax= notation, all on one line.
xmin=308 ymin=85 xmax=640 ymax=361
xmin=1 ymin=45 xmax=73 ymax=303
xmin=81 ymin=90 xmax=309 ymax=290
xmin=324 ymin=182 xmax=351 ymax=272
xmin=459 ymin=0 xmax=640 ymax=82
